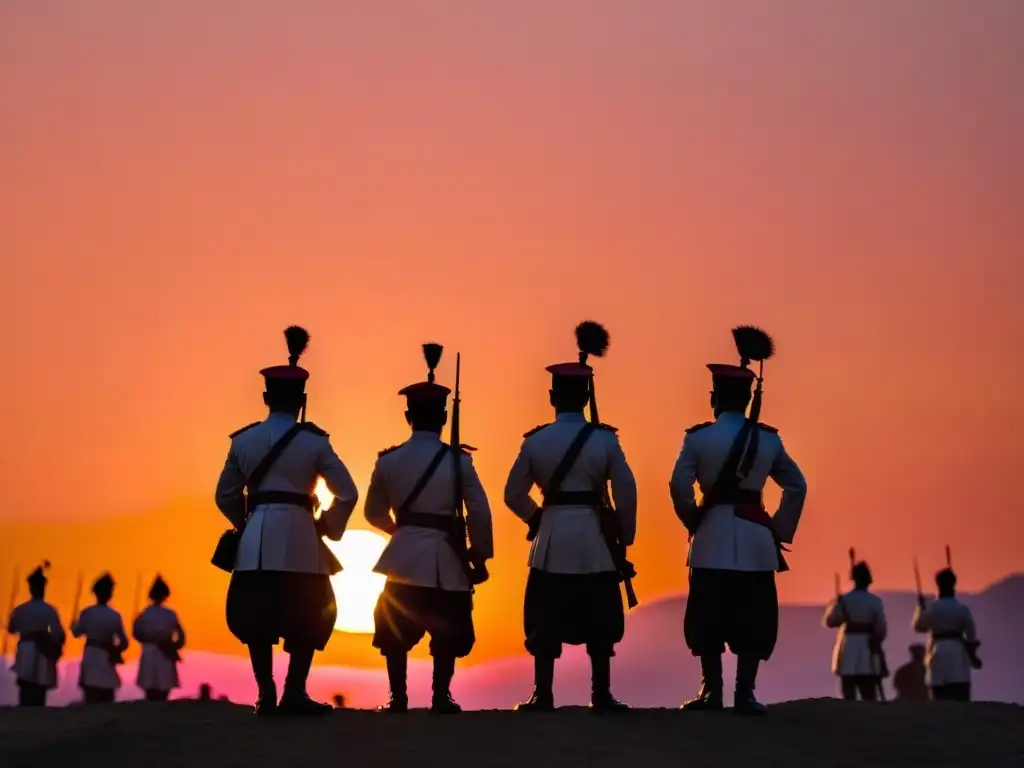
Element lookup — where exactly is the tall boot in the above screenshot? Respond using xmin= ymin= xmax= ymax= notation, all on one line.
xmin=680 ymin=654 xmax=724 ymax=711
xmin=430 ymin=656 xmax=461 ymax=714
xmin=514 ymin=656 xmax=556 ymax=712
xmin=247 ymin=643 xmax=277 ymax=717
xmin=588 ymin=654 xmax=629 ymax=713
xmin=279 ymin=647 xmax=332 ymax=716
xmin=734 ymin=656 xmax=768 ymax=715
xmin=377 ymin=654 xmax=408 ymax=713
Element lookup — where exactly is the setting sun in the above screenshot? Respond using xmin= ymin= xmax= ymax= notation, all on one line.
xmin=316 ymin=479 xmax=389 ymax=634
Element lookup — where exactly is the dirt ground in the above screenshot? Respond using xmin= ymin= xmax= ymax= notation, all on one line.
xmin=1 ymin=699 xmax=1021 ymax=768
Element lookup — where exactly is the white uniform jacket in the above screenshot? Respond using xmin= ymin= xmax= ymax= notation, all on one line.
xmin=504 ymin=412 xmax=637 ymax=575
xmin=8 ymin=599 xmax=65 ymax=689
xmin=365 ymin=431 xmax=493 ymax=591
xmin=823 ymin=588 xmax=888 ymax=677
xmin=215 ymin=412 xmax=360 ymax=574
xmin=669 ymin=411 xmax=807 ymax=572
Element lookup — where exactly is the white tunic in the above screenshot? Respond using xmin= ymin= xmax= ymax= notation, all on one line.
xmin=823 ymin=589 xmax=888 ymax=677
xmin=133 ymin=605 xmax=183 ymax=692
xmin=7 ymin=599 xmax=66 ymax=689
xmin=504 ymin=413 xmax=638 ymax=574
xmin=913 ymin=597 xmax=978 ymax=687
xmin=72 ymin=604 xmax=128 ymax=690
xmin=669 ymin=412 xmax=807 ymax=572
xmin=365 ymin=431 xmax=494 ymax=591
xmin=215 ymin=412 xmax=360 ymax=574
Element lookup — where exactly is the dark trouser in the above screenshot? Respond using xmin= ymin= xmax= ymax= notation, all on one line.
xmin=227 ymin=570 xmax=338 ymax=700
xmin=931 ymin=683 xmax=971 ymax=702
xmin=83 ymin=687 xmax=116 ymax=704
xmin=372 ymin=581 xmax=475 ymax=658
xmin=684 ymin=568 xmax=778 ymax=697
xmin=17 ymin=682 xmax=47 ymax=707
xmin=523 ymin=569 xmax=625 ymax=659
xmin=373 ymin=581 xmax=474 ymax=702
xmin=841 ymin=676 xmax=879 ymax=702
xmin=145 ymin=689 xmax=170 ymax=702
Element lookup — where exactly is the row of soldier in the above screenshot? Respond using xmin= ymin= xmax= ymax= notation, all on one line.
xmin=825 ymin=549 xmax=982 ymax=703
xmin=3 ymin=567 xmax=185 ymax=706
xmin=209 ymin=321 xmax=804 ymax=716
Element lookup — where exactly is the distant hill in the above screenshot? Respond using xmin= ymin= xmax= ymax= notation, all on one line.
xmin=3 ymin=575 xmax=1020 ymax=709
xmin=2 ymin=700 xmax=1022 ymax=768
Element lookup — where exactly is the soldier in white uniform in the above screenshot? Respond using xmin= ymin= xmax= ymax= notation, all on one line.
xmin=912 ymin=567 xmax=980 ymax=702
xmin=72 ymin=573 xmax=129 ymax=704
xmin=133 ymin=575 xmax=186 ymax=702
xmin=670 ymin=330 xmax=807 ymax=715
xmin=823 ymin=559 xmax=888 ymax=701
xmin=365 ymin=343 xmax=494 ymax=714
xmin=504 ymin=325 xmax=637 ymax=713
xmin=217 ymin=326 xmax=360 ymax=717
xmin=7 ymin=562 xmax=65 ymax=706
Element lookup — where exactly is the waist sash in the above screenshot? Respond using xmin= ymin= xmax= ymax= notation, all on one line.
xmin=731 ymin=501 xmax=790 ymax=572
xmin=247 ymin=490 xmax=316 ymax=511
xmin=541 ymin=490 xmax=602 ymax=508
xmin=844 ymin=623 xmax=877 ymax=635
xmin=395 ymin=511 xmax=454 ymax=533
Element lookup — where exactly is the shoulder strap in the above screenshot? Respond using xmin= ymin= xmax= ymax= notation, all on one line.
xmin=246 ymin=423 xmax=305 ymax=498
xmin=701 ymin=420 xmax=755 ymax=508
xmin=542 ymin=423 xmax=597 ymax=498
xmin=397 ymin=446 xmax=450 ymax=517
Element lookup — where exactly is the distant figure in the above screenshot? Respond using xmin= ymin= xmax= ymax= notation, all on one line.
xmin=504 ymin=322 xmax=637 ymax=713
xmin=8 ymin=562 xmax=65 ymax=707
xmin=823 ymin=560 xmax=888 ymax=701
xmin=216 ymin=326 xmax=359 ymax=717
xmin=331 ymin=693 xmax=346 ymax=708
xmin=892 ymin=644 xmax=929 ymax=700
xmin=72 ymin=573 xmax=128 ymax=704
xmin=198 ymin=683 xmax=212 ymax=701
xmin=364 ymin=343 xmax=494 ymax=714
xmin=132 ymin=575 xmax=185 ymax=702
xmin=670 ymin=327 xmax=807 ymax=715
xmin=912 ymin=568 xmax=981 ymax=702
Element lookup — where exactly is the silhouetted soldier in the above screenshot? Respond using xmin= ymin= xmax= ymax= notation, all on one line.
xmin=365 ymin=343 xmax=494 ymax=714
xmin=913 ymin=568 xmax=980 ymax=702
xmin=504 ymin=322 xmax=637 ymax=713
xmin=198 ymin=683 xmax=212 ymax=701
xmin=217 ymin=326 xmax=360 ymax=717
xmin=72 ymin=573 xmax=128 ymax=704
xmin=824 ymin=558 xmax=887 ymax=701
xmin=671 ymin=327 xmax=807 ymax=715
xmin=133 ymin=575 xmax=185 ymax=702
xmin=8 ymin=562 xmax=65 ymax=706
xmin=892 ymin=644 xmax=928 ymax=700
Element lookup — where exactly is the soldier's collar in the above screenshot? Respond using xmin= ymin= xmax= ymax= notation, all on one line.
xmin=554 ymin=412 xmax=587 ymax=423
xmin=410 ymin=430 xmax=442 ymax=441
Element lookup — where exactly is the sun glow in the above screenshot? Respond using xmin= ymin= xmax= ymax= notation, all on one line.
xmin=315 ymin=479 xmax=388 ymax=634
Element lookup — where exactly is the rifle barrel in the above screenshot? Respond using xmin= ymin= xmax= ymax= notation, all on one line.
xmin=2 ymin=567 xmax=20 ymax=659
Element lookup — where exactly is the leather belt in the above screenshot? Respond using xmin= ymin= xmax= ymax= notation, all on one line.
xmin=541 ymin=490 xmax=602 ymax=507
xmin=248 ymin=490 xmax=316 ymax=511
xmin=395 ymin=511 xmax=454 ymax=533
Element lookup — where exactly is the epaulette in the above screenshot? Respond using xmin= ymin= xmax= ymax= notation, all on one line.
xmin=685 ymin=421 xmax=714 ymax=434
xmin=522 ymin=424 xmax=551 ymax=438
xmin=595 ymin=423 xmax=618 ymax=433
xmin=758 ymin=423 xmax=779 ymax=434
xmin=301 ymin=422 xmax=329 ymax=437
xmin=229 ymin=422 xmax=261 ymax=439
xmin=378 ymin=444 xmax=402 ymax=457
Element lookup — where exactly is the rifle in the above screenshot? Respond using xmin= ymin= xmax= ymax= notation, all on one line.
xmin=449 ymin=352 xmax=488 ymax=588
xmin=588 ymin=380 xmax=639 ymax=609
xmin=1 ymin=567 xmax=20 ymax=663
xmin=913 ymin=557 xmax=924 ymax=608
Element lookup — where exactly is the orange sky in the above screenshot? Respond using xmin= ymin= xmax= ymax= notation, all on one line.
xmin=2 ymin=2 xmax=1022 ymax=665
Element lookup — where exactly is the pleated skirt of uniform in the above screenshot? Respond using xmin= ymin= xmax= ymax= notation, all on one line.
xmin=372 ymin=581 xmax=475 ymax=658
xmin=226 ymin=569 xmax=337 ymax=652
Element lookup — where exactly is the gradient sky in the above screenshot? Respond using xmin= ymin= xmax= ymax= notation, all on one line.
xmin=2 ymin=1 xmax=1022 ymax=663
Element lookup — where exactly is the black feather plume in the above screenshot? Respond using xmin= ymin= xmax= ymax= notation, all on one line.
xmin=731 ymin=325 xmax=774 ymax=367
xmin=848 ymin=547 xmax=856 ymax=566
xmin=575 ymin=321 xmax=610 ymax=365
xmin=422 ymin=342 xmax=443 ymax=382
xmin=284 ymin=326 xmax=310 ymax=366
